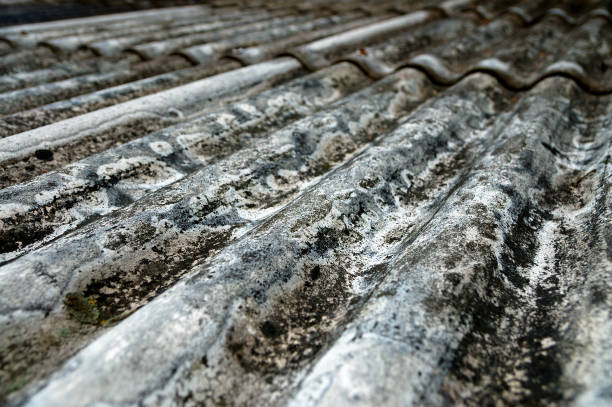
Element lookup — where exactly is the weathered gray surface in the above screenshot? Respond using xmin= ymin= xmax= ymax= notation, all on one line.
xmin=0 ymin=58 xmax=303 ymax=188
xmin=0 ymin=62 xmax=365 ymax=263
xmin=0 ymin=1 xmax=611 ymax=406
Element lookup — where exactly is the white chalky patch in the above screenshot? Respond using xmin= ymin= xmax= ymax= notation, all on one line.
xmin=149 ymin=141 xmax=173 ymax=156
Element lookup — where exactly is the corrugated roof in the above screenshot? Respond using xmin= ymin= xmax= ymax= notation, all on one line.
xmin=0 ymin=1 xmax=611 ymax=406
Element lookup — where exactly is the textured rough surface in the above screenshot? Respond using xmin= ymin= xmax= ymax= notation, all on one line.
xmin=0 ymin=1 xmax=611 ymax=406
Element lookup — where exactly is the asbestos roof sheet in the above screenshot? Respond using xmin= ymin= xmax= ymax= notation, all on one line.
xmin=0 ymin=1 xmax=611 ymax=406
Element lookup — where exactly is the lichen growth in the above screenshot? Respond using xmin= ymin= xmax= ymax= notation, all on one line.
xmin=64 ymin=293 xmax=100 ymax=325
xmin=56 ymin=328 xmax=71 ymax=338
xmin=4 ymin=375 xmax=28 ymax=394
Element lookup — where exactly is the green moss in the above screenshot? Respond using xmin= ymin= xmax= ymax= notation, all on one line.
xmin=64 ymin=293 xmax=99 ymax=325
xmin=56 ymin=328 xmax=72 ymax=337
xmin=4 ymin=376 xmax=28 ymax=393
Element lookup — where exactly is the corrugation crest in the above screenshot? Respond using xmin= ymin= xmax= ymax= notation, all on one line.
xmin=0 ymin=1 xmax=610 ymax=406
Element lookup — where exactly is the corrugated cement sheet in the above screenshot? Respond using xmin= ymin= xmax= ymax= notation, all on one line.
xmin=0 ymin=0 xmax=611 ymax=406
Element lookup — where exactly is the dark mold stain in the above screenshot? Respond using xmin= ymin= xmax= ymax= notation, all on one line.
xmin=67 ymin=230 xmax=232 ymax=325
xmin=498 ymin=186 xmax=551 ymax=288
xmin=34 ymin=149 xmax=54 ymax=161
xmin=227 ymin=262 xmax=355 ymax=375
